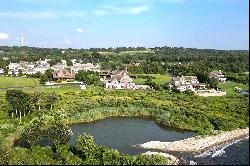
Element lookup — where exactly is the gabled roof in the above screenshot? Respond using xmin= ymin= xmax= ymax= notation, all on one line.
xmin=53 ymin=70 xmax=75 ymax=79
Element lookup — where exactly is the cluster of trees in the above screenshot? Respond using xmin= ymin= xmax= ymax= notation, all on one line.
xmin=75 ymin=70 xmax=102 ymax=85
xmin=2 ymin=134 xmax=167 ymax=165
xmin=0 ymin=113 xmax=167 ymax=165
xmin=5 ymin=90 xmax=58 ymax=122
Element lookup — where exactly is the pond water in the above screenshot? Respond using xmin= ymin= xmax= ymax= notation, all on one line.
xmin=15 ymin=117 xmax=249 ymax=165
xmin=69 ymin=117 xmax=195 ymax=155
xmin=70 ymin=117 xmax=249 ymax=165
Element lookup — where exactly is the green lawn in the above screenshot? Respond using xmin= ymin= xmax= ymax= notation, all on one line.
xmin=0 ymin=76 xmax=39 ymax=89
xmin=133 ymin=74 xmax=172 ymax=85
xmin=118 ymin=50 xmax=154 ymax=54
xmin=217 ymin=82 xmax=249 ymax=95
xmin=98 ymin=50 xmax=154 ymax=56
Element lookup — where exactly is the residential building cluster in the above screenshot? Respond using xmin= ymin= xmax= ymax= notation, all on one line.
xmin=1 ymin=60 xmax=228 ymax=93
xmin=4 ymin=59 xmax=101 ymax=77
xmin=168 ymin=71 xmax=227 ymax=96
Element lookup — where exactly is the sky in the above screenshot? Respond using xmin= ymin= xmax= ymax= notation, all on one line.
xmin=0 ymin=0 xmax=249 ymax=50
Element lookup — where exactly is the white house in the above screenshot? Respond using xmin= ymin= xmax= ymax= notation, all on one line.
xmin=8 ymin=63 xmax=19 ymax=70
xmin=209 ymin=70 xmax=227 ymax=83
xmin=36 ymin=60 xmax=50 ymax=67
xmin=61 ymin=59 xmax=67 ymax=64
xmin=8 ymin=69 xmax=18 ymax=75
xmin=50 ymin=63 xmax=68 ymax=71
xmin=19 ymin=61 xmax=35 ymax=69
xmin=22 ymin=68 xmax=36 ymax=75
xmin=71 ymin=63 xmax=101 ymax=74
xmin=104 ymin=68 xmax=136 ymax=89
xmin=105 ymin=74 xmax=135 ymax=89
xmin=169 ymin=76 xmax=206 ymax=92
xmin=34 ymin=66 xmax=50 ymax=74
xmin=0 ymin=68 xmax=4 ymax=74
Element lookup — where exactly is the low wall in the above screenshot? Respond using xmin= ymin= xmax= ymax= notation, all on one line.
xmin=135 ymin=128 xmax=249 ymax=154
xmin=195 ymin=91 xmax=226 ymax=97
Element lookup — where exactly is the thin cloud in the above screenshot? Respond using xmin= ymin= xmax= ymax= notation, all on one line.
xmin=102 ymin=5 xmax=150 ymax=15
xmin=0 ymin=32 xmax=9 ymax=40
xmin=128 ymin=6 xmax=149 ymax=14
xmin=76 ymin=28 xmax=87 ymax=33
xmin=0 ymin=11 xmax=57 ymax=18
xmin=94 ymin=10 xmax=108 ymax=16
xmin=0 ymin=10 xmax=86 ymax=19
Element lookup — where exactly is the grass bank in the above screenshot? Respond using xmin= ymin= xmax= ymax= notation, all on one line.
xmin=0 ymin=76 xmax=39 ymax=89
xmin=218 ymin=82 xmax=249 ymax=95
xmin=133 ymin=74 xmax=172 ymax=85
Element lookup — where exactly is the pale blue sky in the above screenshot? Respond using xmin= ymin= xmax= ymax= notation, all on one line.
xmin=0 ymin=0 xmax=249 ymax=49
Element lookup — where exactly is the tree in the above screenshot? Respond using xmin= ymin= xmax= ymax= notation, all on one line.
xmin=48 ymin=59 xmax=61 ymax=66
xmin=196 ymin=71 xmax=210 ymax=83
xmin=75 ymin=133 xmax=97 ymax=158
xmin=40 ymin=69 xmax=54 ymax=84
xmin=75 ymin=70 xmax=101 ymax=85
xmin=66 ymin=60 xmax=73 ymax=66
xmin=6 ymin=90 xmax=33 ymax=122
xmin=46 ymin=93 xmax=58 ymax=110
xmin=18 ymin=69 xmax=23 ymax=75
xmin=208 ymin=77 xmax=219 ymax=88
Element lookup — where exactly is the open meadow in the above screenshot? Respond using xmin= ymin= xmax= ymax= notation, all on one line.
xmin=133 ymin=74 xmax=172 ymax=85
xmin=0 ymin=76 xmax=39 ymax=89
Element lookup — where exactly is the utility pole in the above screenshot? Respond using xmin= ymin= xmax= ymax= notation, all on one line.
xmin=21 ymin=33 xmax=24 ymax=46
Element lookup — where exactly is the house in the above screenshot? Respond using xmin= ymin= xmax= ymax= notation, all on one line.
xmin=169 ymin=76 xmax=206 ymax=92
xmin=53 ymin=70 xmax=75 ymax=81
xmin=61 ymin=60 xmax=67 ymax=64
xmin=105 ymin=74 xmax=134 ymax=89
xmin=19 ymin=61 xmax=35 ymax=69
xmin=71 ymin=63 xmax=101 ymax=74
xmin=22 ymin=68 xmax=36 ymax=75
xmin=36 ymin=59 xmax=50 ymax=67
xmin=8 ymin=69 xmax=18 ymax=75
xmin=209 ymin=70 xmax=227 ymax=83
xmin=34 ymin=66 xmax=50 ymax=74
xmin=50 ymin=63 xmax=68 ymax=71
xmin=7 ymin=61 xmax=37 ymax=75
xmin=104 ymin=68 xmax=135 ymax=89
xmin=99 ymin=70 xmax=112 ymax=81
xmin=8 ymin=63 xmax=19 ymax=70
xmin=0 ymin=68 xmax=4 ymax=75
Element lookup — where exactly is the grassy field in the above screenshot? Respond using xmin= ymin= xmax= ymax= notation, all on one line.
xmin=0 ymin=76 xmax=39 ymax=89
xmin=98 ymin=50 xmax=155 ymax=56
xmin=133 ymin=74 xmax=172 ymax=85
xmin=118 ymin=50 xmax=154 ymax=54
xmin=218 ymin=82 xmax=249 ymax=95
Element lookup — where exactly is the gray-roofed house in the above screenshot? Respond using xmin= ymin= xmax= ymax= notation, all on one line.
xmin=105 ymin=68 xmax=134 ymax=89
xmin=169 ymin=75 xmax=206 ymax=92
xmin=209 ymin=70 xmax=227 ymax=83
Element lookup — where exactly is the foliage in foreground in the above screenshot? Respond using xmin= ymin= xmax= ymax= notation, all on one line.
xmin=0 ymin=85 xmax=248 ymax=165
xmin=3 ymin=131 xmax=168 ymax=165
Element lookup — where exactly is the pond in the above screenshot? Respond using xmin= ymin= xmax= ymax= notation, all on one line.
xmin=14 ymin=117 xmax=249 ymax=165
xmin=69 ymin=117 xmax=249 ymax=165
xmin=69 ymin=117 xmax=195 ymax=155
